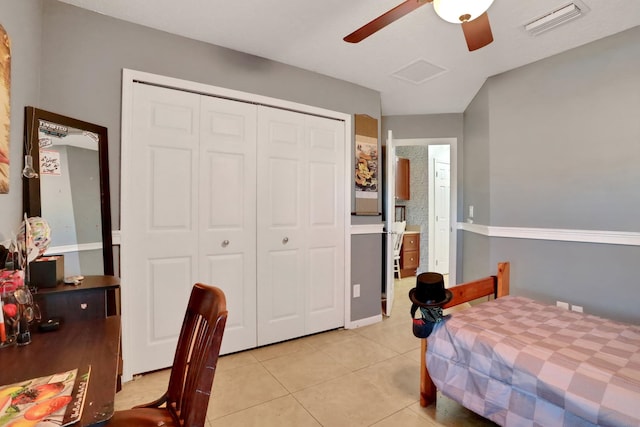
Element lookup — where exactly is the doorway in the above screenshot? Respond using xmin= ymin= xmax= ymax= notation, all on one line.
xmin=387 ymin=137 xmax=457 ymax=292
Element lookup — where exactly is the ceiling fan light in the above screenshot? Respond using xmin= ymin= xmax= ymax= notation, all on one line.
xmin=433 ymin=0 xmax=494 ymax=23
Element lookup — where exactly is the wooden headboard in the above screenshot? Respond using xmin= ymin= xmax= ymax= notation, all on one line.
xmin=420 ymin=261 xmax=510 ymax=407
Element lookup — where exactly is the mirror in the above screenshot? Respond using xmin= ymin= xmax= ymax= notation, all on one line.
xmin=23 ymin=107 xmax=113 ymax=276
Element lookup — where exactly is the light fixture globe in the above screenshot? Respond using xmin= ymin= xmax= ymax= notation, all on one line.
xmin=433 ymin=0 xmax=494 ymax=23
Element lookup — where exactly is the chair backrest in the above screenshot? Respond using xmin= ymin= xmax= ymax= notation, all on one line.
xmin=165 ymin=283 xmax=228 ymax=426
xmin=393 ymin=221 xmax=406 ymax=255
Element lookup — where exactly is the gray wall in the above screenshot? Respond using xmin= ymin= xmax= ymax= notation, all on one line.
xmin=382 ymin=114 xmax=464 ymax=141
xmin=460 ymin=83 xmax=491 ymax=279
xmin=1 ymin=0 xmax=383 ymax=322
xmin=38 ymin=1 xmax=381 ymax=231
xmin=462 ymin=26 xmax=640 ymax=324
xmin=0 ymin=0 xmax=42 ymax=240
xmin=351 ymin=233 xmax=383 ymax=321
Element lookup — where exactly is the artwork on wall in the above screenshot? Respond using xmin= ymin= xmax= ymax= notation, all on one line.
xmin=0 ymin=24 xmax=10 ymax=194
xmin=354 ymin=114 xmax=379 ymax=215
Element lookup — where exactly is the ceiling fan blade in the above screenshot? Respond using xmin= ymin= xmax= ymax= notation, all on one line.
xmin=344 ymin=0 xmax=431 ymax=43
xmin=461 ymin=12 xmax=493 ymax=51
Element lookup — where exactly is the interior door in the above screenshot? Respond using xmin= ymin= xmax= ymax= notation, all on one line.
xmin=256 ymin=107 xmax=345 ymax=344
xmin=434 ymin=160 xmax=450 ymax=273
xmin=123 ymin=83 xmax=200 ymax=375
xmin=304 ymin=114 xmax=345 ymax=335
xmin=256 ymin=106 xmax=307 ymax=345
xmin=199 ymin=96 xmax=257 ymax=354
xmin=383 ymin=130 xmax=395 ymax=316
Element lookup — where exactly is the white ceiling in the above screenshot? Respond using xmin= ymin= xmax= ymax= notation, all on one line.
xmin=58 ymin=0 xmax=640 ymax=115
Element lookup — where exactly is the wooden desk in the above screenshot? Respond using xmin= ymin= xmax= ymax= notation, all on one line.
xmin=0 ymin=316 xmax=121 ymax=426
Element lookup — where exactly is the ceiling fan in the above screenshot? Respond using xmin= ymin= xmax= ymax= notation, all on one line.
xmin=344 ymin=0 xmax=495 ymax=51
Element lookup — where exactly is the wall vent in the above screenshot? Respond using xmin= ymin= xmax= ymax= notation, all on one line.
xmin=524 ymin=3 xmax=586 ymax=36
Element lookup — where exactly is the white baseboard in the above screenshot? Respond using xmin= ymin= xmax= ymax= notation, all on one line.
xmin=345 ymin=314 xmax=383 ymax=329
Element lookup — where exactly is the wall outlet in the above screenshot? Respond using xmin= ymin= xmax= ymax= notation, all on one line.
xmin=353 ymin=284 xmax=360 ymax=298
xmin=469 ymin=205 xmax=474 ymax=218
xmin=571 ymin=305 xmax=583 ymax=313
xmin=556 ymin=301 xmax=569 ymax=310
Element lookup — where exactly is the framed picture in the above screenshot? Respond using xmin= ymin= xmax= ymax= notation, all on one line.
xmin=0 ymin=24 xmax=11 ymax=194
xmin=354 ymin=114 xmax=378 ymax=215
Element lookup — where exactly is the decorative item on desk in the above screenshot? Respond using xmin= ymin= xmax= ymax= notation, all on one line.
xmin=0 ymin=270 xmax=24 ymax=348
xmin=13 ymin=285 xmax=39 ymax=346
xmin=0 ymin=269 xmax=24 ymax=288
xmin=0 ymin=270 xmax=41 ymax=346
xmin=17 ymin=215 xmax=51 ymax=261
xmin=31 ymin=255 xmax=64 ymax=288
xmin=0 ymin=290 xmax=19 ymax=348
xmin=17 ymin=215 xmax=52 ymax=289
xmin=64 ymin=275 xmax=84 ymax=286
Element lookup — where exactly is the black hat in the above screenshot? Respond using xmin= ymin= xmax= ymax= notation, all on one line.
xmin=409 ymin=272 xmax=452 ymax=307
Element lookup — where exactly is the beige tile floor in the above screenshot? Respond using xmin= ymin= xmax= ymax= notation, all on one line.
xmin=114 ymin=277 xmax=497 ymax=426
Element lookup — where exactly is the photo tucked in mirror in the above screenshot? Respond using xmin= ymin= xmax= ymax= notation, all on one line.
xmin=23 ymin=107 xmax=113 ymax=277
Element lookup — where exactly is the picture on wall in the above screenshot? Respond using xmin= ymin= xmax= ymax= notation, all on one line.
xmin=355 ymin=137 xmax=378 ymax=194
xmin=0 ymin=24 xmax=11 ymax=194
xmin=354 ymin=114 xmax=379 ymax=215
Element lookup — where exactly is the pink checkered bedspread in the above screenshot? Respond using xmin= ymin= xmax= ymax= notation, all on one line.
xmin=427 ymin=296 xmax=640 ymax=426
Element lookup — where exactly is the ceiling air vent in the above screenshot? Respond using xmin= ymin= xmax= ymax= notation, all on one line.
xmin=524 ymin=3 xmax=585 ymax=36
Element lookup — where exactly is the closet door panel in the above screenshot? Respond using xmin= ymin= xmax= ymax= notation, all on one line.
xmin=124 ymin=84 xmax=200 ymax=375
xmin=257 ymin=107 xmax=306 ymax=346
xmin=305 ymin=116 xmax=345 ymax=333
xmin=269 ymin=158 xmax=300 ymax=226
xmin=199 ymin=96 xmax=257 ymax=353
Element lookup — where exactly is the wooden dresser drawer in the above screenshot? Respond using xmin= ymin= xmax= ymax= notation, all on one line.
xmin=401 ymin=250 xmax=419 ymax=269
xmin=403 ymin=233 xmax=420 ymax=251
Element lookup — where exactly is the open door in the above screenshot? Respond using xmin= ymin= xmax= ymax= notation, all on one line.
xmin=383 ymin=130 xmax=396 ymax=316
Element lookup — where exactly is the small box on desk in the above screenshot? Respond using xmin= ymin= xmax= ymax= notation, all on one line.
xmin=30 ymin=255 xmax=64 ymax=288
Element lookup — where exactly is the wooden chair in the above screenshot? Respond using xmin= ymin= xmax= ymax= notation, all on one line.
xmin=106 ymin=283 xmax=228 ymax=427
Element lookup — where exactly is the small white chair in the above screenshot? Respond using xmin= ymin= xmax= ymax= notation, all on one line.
xmin=392 ymin=221 xmax=406 ymax=279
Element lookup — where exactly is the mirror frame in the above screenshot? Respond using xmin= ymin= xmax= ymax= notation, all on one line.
xmin=22 ymin=106 xmax=114 ymax=276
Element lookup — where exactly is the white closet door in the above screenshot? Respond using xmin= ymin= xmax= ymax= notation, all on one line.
xmin=123 ymin=78 xmax=347 ymax=373
xmin=305 ymin=115 xmax=345 ymax=334
xmin=256 ymin=108 xmax=345 ymax=345
xmin=123 ymin=83 xmax=200 ymax=375
xmin=199 ymin=96 xmax=258 ymax=354
xmin=256 ymin=107 xmax=307 ymax=345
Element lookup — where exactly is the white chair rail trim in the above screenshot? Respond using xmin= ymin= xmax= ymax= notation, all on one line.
xmin=44 ymin=241 xmax=103 ymax=254
xmin=458 ymin=222 xmax=640 ymax=246
xmin=112 ymin=230 xmax=121 ymax=245
xmin=351 ymin=223 xmax=385 ymax=235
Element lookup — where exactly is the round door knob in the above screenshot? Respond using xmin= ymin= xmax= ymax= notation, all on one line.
xmin=221 ymin=240 xmax=230 ymax=247
xmin=282 ymin=237 xmax=289 ymax=244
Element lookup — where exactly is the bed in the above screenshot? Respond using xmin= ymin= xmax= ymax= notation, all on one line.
xmin=419 ymin=262 xmax=640 ymax=426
